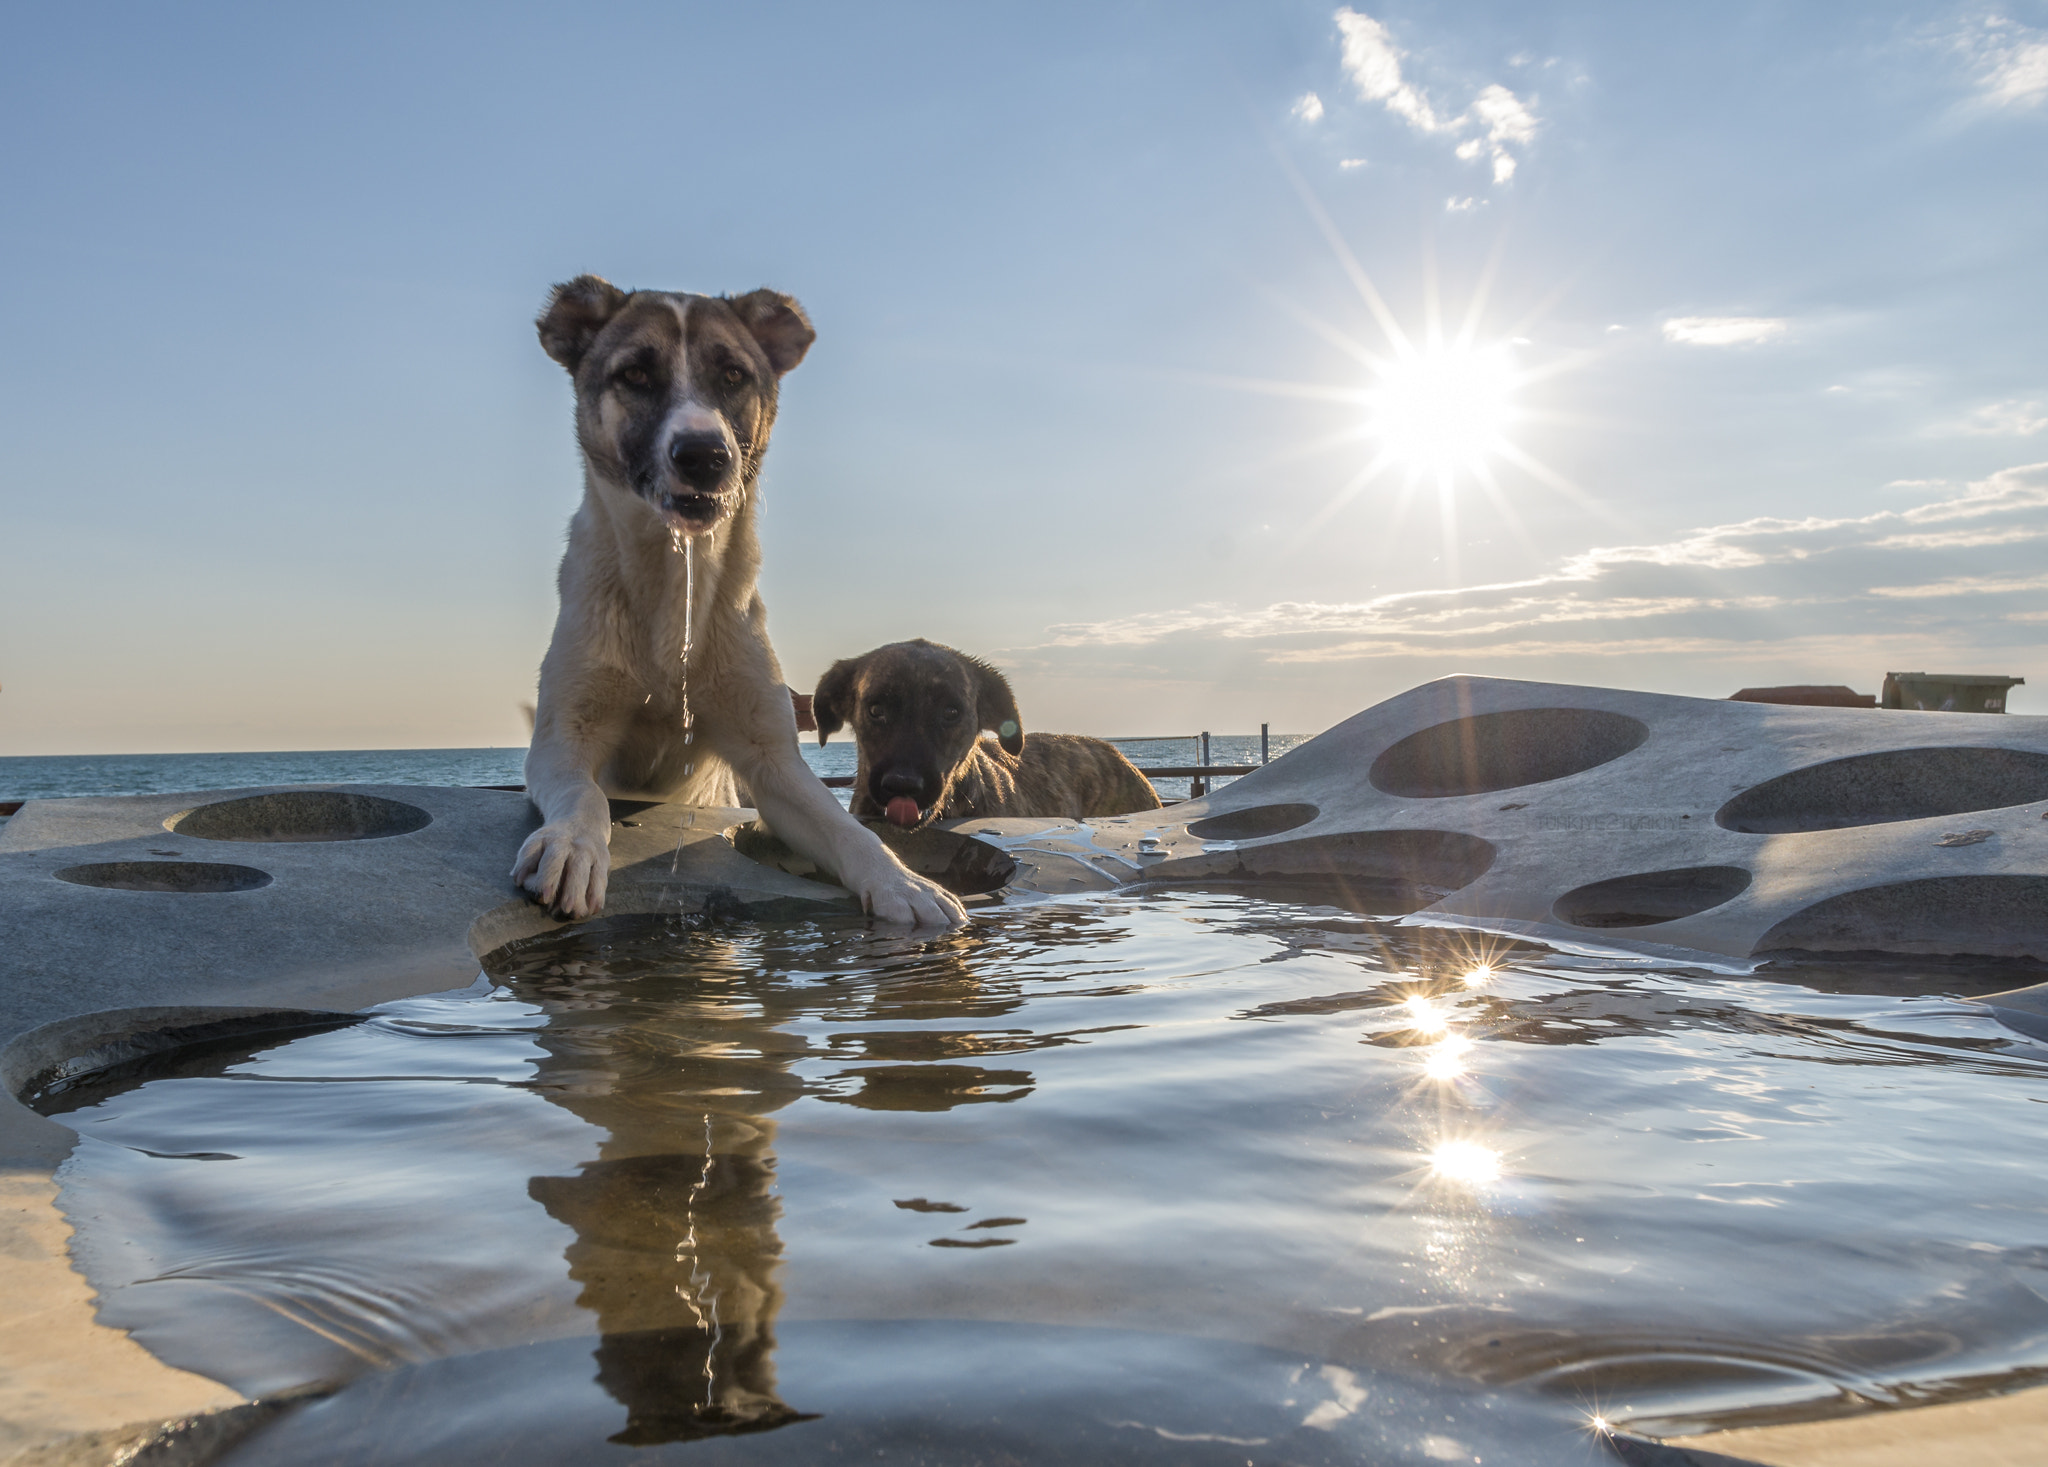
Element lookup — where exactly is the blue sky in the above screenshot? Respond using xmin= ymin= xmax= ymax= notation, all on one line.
xmin=2 ymin=1 xmax=2044 ymax=753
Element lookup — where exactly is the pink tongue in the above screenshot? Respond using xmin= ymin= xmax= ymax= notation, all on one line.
xmin=885 ymin=796 xmax=921 ymax=827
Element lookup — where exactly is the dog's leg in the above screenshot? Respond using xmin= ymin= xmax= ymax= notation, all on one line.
xmin=742 ymin=741 xmax=965 ymax=927
xmin=514 ymin=664 xmax=638 ymax=920
xmin=710 ymin=651 xmax=965 ymax=928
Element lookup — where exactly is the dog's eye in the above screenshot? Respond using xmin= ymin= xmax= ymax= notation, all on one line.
xmin=618 ymin=366 xmax=651 ymax=388
xmin=940 ymin=707 xmax=962 ymax=725
xmin=721 ymin=365 xmax=749 ymax=388
xmin=866 ymin=702 xmax=888 ymax=722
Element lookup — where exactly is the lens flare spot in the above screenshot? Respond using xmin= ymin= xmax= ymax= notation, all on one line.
xmin=1422 ymin=1035 xmax=1474 ymax=1081
xmin=1405 ymin=996 xmax=1450 ymax=1036
xmin=1461 ymin=965 xmax=1493 ymax=989
xmin=1430 ymin=1139 xmax=1501 ymax=1185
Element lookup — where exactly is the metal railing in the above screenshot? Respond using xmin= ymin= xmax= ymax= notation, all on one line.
xmin=817 ymin=724 xmax=1275 ymax=797
xmin=1119 ymin=724 xmax=1271 ymax=799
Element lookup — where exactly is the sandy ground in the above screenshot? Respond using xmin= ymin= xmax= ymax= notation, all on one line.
xmin=1670 ymin=1389 xmax=2048 ymax=1467
xmin=0 ymin=1168 xmax=241 ymax=1462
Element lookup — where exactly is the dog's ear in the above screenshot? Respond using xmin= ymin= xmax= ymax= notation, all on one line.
xmin=971 ymin=657 xmax=1025 ymax=756
xmin=812 ymin=657 xmax=862 ymax=748
xmin=538 ymin=276 xmax=628 ymax=372
xmin=727 ymin=289 xmax=816 ymax=376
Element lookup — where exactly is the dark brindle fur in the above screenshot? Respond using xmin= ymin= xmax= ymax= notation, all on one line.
xmin=813 ymin=640 xmax=1162 ymax=830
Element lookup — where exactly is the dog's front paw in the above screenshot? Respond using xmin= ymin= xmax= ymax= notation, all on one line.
xmin=855 ymin=866 xmax=967 ymax=929
xmin=511 ymin=822 xmax=610 ymax=920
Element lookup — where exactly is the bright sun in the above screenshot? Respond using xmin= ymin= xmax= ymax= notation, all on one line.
xmin=1363 ymin=340 xmax=1518 ymax=479
xmin=1221 ymin=218 xmax=1583 ymax=543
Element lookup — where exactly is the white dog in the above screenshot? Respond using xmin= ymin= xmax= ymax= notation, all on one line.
xmin=512 ymin=275 xmax=964 ymax=928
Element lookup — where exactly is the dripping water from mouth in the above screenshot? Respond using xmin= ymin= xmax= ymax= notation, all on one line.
xmin=671 ymin=532 xmax=696 ymax=877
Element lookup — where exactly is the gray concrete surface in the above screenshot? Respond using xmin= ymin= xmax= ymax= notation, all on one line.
xmin=0 ymin=786 xmax=852 ymax=1165
xmin=981 ymin=675 xmax=2048 ymax=973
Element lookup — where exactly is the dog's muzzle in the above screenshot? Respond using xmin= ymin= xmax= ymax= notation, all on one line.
xmin=876 ymin=771 xmax=935 ymax=829
xmin=659 ymin=433 xmax=736 ymax=532
xmin=658 ymin=489 xmax=729 ymax=532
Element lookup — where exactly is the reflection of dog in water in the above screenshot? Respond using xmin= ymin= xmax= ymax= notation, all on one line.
xmin=512 ymin=916 xmax=1032 ymax=1445
xmin=529 ymin=1152 xmax=808 ymax=1443
xmin=813 ymin=639 xmax=1161 ymax=832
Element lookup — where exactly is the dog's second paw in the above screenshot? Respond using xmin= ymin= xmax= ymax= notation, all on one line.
xmin=856 ymin=867 xmax=967 ymax=929
xmin=511 ymin=822 xmax=610 ymax=920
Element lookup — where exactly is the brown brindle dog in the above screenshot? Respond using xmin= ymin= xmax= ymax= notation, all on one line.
xmin=813 ymin=640 xmax=1162 ymax=831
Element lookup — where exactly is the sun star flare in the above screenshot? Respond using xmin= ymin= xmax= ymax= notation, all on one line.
xmin=1363 ymin=339 xmax=1519 ymax=480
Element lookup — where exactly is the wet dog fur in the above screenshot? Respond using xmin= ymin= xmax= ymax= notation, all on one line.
xmin=513 ymin=276 xmax=963 ymax=927
xmin=813 ymin=640 xmax=1162 ymax=831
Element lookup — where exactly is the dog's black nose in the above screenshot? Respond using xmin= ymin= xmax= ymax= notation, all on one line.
xmin=668 ymin=433 xmax=733 ymax=489
xmin=879 ymin=771 xmax=925 ymax=799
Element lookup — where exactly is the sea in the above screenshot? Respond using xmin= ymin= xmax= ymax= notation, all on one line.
xmin=0 ymin=734 xmax=1302 ymax=809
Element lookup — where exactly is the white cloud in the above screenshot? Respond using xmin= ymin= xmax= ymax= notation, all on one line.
xmin=1445 ymin=196 xmax=1481 ymax=212
xmin=1869 ymin=571 xmax=2048 ymax=599
xmin=1902 ymin=462 xmax=2048 ymax=520
xmin=1868 ymin=524 xmax=2048 ymax=550
xmin=1953 ymin=15 xmax=2048 ymax=107
xmin=1661 ymin=316 xmax=1789 ymax=347
xmin=1942 ymin=398 xmax=2048 ymax=437
xmin=1470 ymin=84 xmax=1536 ymax=182
xmin=1339 ymin=157 xmax=1369 ymax=170
xmin=1331 ymin=8 xmax=1538 ymax=184
xmin=1293 ymin=92 xmax=1326 ymax=123
xmin=1022 ymin=465 xmax=2048 ymax=680
xmin=1335 ymin=8 xmax=1447 ymax=131
xmin=1268 ymin=633 xmax=1801 ymax=666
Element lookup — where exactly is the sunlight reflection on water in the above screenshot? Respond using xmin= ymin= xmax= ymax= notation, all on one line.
xmin=39 ymin=888 xmax=2048 ymax=1461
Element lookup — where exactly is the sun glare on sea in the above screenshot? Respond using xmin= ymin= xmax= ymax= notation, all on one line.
xmin=1422 ymin=1035 xmax=1474 ymax=1081
xmin=1430 ymin=1139 xmax=1502 ymax=1185
xmin=1404 ymin=995 xmax=1451 ymax=1036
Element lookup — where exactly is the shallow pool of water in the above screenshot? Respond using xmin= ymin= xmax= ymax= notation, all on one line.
xmin=39 ymin=891 xmax=2048 ymax=1463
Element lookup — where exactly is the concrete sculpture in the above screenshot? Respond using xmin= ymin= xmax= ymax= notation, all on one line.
xmin=985 ymin=674 xmax=2048 ymax=967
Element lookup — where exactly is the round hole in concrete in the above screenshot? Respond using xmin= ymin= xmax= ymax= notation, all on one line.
xmin=732 ymin=821 xmax=1017 ymax=897
xmin=1754 ymin=875 xmax=2048 ymax=960
xmin=1716 ymin=748 xmax=2048 ymax=834
xmin=169 ymin=792 xmax=432 ymax=843
xmin=1185 ymin=803 xmax=1319 ymax=841
xmin=11 ymin=1007 xmax=361 ymax=1111
xmin=1140 ymin=828 xmax=1496 ymax=915
xmin=1370 ymin=708 xmax=1649 ymax=799
xmin=54 ymin=861 xmax=272 ymax=894
xmin=1553 ymin=866 xmax=1751 ymax=929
